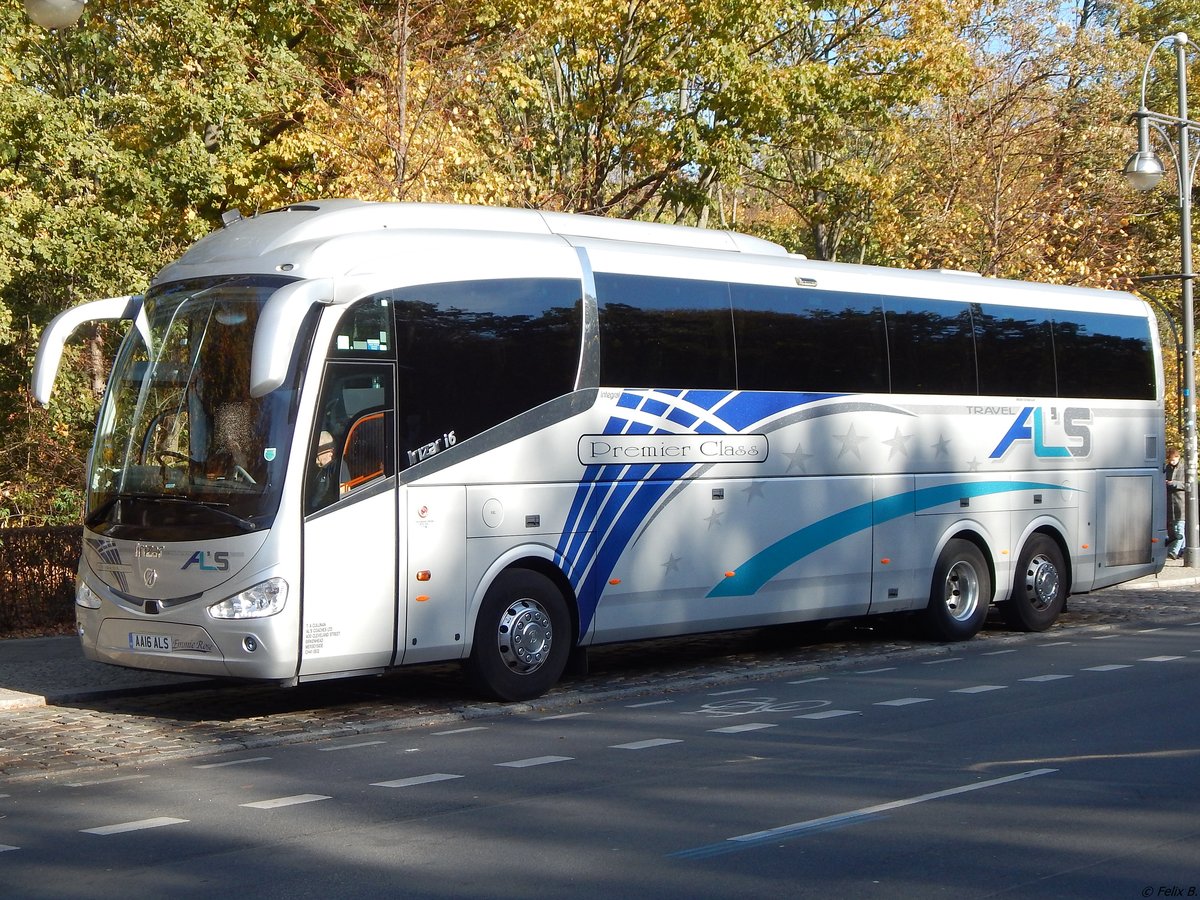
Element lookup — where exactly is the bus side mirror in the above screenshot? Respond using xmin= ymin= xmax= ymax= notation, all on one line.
xmin=250 ymin=279 xmax=334 ymax=398
xmin=31 ymin=295 xmax=145 ymax=405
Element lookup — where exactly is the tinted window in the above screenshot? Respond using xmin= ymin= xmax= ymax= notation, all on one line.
xmin=387 ymin=279 xmax=581 ymax=466
xmin=974 ymin=304 xmax=1057 ymax=397
xmin=732 ymin=285 xmax=888 ymax=392
xmin=1054 ymin=312 xmax=1155 ymax=400
xmin=329 ymin=296 xmax=395 ymax=358
xmin=884 ymin=297 xmax=977 ymax=394
xmin=596 ymin=273 xmax=734 ymax=388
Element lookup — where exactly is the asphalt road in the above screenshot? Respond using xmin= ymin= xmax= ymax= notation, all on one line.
xmin=0 ymin=595 xmax=1197 ymax=898
xmin=0 ymin=583 xmax=1196 ymax=781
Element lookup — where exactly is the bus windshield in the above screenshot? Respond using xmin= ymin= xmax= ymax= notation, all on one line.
xmin=86 ymin=274 xmax=309 ymax=539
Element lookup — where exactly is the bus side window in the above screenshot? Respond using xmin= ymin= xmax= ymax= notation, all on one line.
xmin=389 ymin=278 xmax=581 ymax=468
xmin=306 ymin=359 xmax=395 ymax=515
xmin=595 ymin=272 xmax=735 ymax=389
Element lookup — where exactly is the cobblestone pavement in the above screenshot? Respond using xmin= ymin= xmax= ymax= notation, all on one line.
xmin=0 ymin=584 xmax=1194 ymax=783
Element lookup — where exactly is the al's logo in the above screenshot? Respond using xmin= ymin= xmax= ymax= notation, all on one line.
xmin=989 ymin=406 xmax=1092 ymax=459
xmin=181 ymin=551 xmax=230 ymax=572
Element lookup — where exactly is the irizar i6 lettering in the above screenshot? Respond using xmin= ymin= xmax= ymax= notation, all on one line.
xmin=33 ymin=200 xmax=1166 ymax=701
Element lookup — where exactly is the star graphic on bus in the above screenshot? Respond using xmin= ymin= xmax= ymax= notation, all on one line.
xmin=783 ymin=442 xmax=813 ymax=473
xmin=883 ymin=427 xmax=913 ymax=460
xmin=834 ymin=423 xmax=869 ymax=459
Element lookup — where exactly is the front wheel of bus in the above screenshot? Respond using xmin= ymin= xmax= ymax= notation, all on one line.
xmin=922 ymin=539 xmax=990 ymax=641
xmin=466 ymin=569 xmax=572 ymax=702
xmin=1002 ymin=535 xmax=1066 ymax=632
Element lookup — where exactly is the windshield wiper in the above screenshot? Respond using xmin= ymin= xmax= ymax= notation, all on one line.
xmin=90 ymin=493 xmax=257 ymax=533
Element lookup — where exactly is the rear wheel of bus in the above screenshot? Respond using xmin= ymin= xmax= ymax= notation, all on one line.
xmin=465 ymin=569 xmax=572 ymax=702
xmin=922 ymin=538 xmax=990 ymax=641
xmin=1002 ymin=534 xmax=1067 ymax=632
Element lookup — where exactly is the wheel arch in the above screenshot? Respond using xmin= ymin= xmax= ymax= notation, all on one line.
xmin=1009 ymin=521 xmax=1073 ymax=601
xmin=930 ymin=524 xmax=999 ymax=606
xmin=465 ymin=547 xmax=580 ymax=656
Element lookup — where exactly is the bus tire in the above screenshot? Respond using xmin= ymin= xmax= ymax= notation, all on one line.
xmin=1002 ymin=535 xmax=1066 ymax=632
xmin=465 ymin=569 xmax=572 ymax=702
xmin=922 ymin=539 xmax=990 ymax=641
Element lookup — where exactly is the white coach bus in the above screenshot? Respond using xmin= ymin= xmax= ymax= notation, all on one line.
xmin=33 ymin=200 xmax=1166 ymax=700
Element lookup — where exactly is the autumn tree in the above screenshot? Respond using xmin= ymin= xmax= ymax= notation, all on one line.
xmin=0 ymin=1 xmax=372 ymax=524
xmin=885 ymin=0 xmax=1150 ymax=285
xmin=734 ymin=0 xmax=974 ymax=261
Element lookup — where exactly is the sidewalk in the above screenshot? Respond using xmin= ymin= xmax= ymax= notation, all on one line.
xmin=2 ymin=562 xmax=1198 ymax=713
xmin=0 ymin=636 xmax=208 ymax=711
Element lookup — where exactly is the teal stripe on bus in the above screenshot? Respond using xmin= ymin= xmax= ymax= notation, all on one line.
xmin=708 ymin=480 xmax=1076 ymax=598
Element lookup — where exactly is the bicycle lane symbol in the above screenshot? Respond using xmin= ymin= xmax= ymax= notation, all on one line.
xmin=682 ymin=697 xmax=831 ymax=718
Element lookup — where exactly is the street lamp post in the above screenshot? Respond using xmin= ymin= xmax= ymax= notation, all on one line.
xmin=1125 ymin=32 xmax=1200 ymax=567
xmin=23 ymin=1 xmax=86 ymax=29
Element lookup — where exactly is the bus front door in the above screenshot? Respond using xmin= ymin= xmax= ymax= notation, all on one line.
xmin=299 ymin=360 xmax=400 ymax=678
xmin=300 ymin=486 xmax=399 ymax=676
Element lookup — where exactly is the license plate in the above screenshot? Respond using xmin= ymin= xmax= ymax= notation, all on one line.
xmin=129 ymin=632 xmax=172 ymax=652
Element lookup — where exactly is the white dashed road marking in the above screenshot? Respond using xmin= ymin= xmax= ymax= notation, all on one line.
xmin=82 ymin=817 xmax=188 ymax=835
xmin=796 ymin=710 xmax=859 ymax=719
xmin=611 ymin=739 xmax=684 ymax=750
xmin=195 ymin=757 xmax=271 ymax=769
xmin=240 ymin=795 xmax=331 ymax=810
xmin=708 ymin=723 xmax=776 ymax=734
xmin=372 ymin=774 xmax=463 ymax=788
xmin=496 ymin=756 xmax=573 ymax=768
xmin=952 ymin=685 xmax=1007 ymax=694
xmin=875 ymin=698 xmax=933 ymax=706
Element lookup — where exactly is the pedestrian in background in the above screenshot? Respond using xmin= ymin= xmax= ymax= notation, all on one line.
xmin=1166 ymin=447 xmax=1185 ymax=560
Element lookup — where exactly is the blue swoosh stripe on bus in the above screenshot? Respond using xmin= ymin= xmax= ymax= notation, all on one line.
xmin=559 ymin=389 xmax=913 ymax=634
xmin=560 ymin=389 xmax=813 ymax=615
xmin=708 ymin=480 xmax=1077 ymax=598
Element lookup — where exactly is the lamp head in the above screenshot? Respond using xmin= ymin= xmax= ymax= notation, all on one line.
xmin=24 ymin=0 xmax=86 ymax=29
xmin=1124 ymin=149 xmax=1165 ymax=192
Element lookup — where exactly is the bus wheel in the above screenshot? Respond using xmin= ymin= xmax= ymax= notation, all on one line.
xmin=465 ymin=569 xmax=571 ymax=702
xmin=922 ymin=539 xmax=990 ymax=641
xmin=1003 ymin=535 xmax=1066 ymax=632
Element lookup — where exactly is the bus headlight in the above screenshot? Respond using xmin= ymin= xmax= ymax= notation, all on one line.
xmin=76 ymin=579 xmax=102 ymax=609
xmin=208 ymin=578 xmax=288 ymax=619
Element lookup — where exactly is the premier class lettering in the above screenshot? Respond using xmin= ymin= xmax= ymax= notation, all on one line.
xmin=589 ymin=440 xmax=694 ymax=459
xmin=579 ymin=434 xmax=768 ymax=465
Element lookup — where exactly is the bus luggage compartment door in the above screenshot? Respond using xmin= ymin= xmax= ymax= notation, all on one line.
xmin=300 ymin=487 xmax=398 ymax=676
xmin=403 ymin=486 xmax=468 ymax=664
